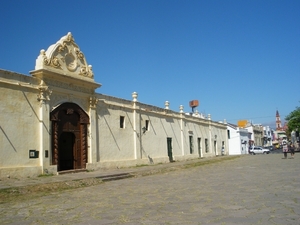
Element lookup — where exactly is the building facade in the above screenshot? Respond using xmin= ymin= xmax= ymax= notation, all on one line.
xmin=263 ymin=126 xmax=273 ymax=147
xmin=0 ymin=33 xmax=228 ymax=178
xmin=227 ymin=123 xmax=249 ymax=155
xmin=245 ymin=124 xmax=264 ymax=147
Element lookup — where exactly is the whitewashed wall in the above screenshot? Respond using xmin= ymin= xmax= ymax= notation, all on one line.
xmin=228 ymin=126 xmax=242 ymax=155
xmin=0 ymin=70 xmax=42 ymax=177
xmin=92 ymin=93 xmax=228 ymax=169
xmin=211 ymin=123 xmax=228 ymax=156
xmin=228 ymin=125 xmax=249 ymax=155
xmin=0 ymin=70 xmax=229 ymax=177
xmin=239 ymin=129 xmax=249 ymax=154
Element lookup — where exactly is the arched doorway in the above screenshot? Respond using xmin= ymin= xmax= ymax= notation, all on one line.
xmin=50 ymin=103 xmax=89 ymax=172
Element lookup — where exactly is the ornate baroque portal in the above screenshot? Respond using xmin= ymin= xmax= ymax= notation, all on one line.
xmin=50 ymin=103 xmax=89 ymax=171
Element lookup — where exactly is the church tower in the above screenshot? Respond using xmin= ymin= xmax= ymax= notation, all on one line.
xmin=276 ymin=110 xmax=282 ymax=130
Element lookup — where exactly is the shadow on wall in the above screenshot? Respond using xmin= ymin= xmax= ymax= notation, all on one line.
xmin=97 ymin=103 xmax=110 ymax=116
xmin=22 ymin=91 xmax=50 ymax=134
xmin=148 ymin=155 xmax=154 ymax=164
xmin=0 ymin=126 xmax=17 ymax=152
xmin=144 ymin=114 xmax=157 ymax=135
xmin=101 ymin=115 xmax=121 ymax=151
xmin=160 ymin=118 xmax=181 ymax=150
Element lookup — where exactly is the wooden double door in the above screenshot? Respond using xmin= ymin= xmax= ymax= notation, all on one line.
xmin=50 ymin=103 xmax=89 ymax=172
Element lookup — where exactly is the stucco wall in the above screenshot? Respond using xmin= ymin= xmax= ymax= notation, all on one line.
xmin=210 ymin=123 xmax=227 ymax=156
xmin=185 ymin=119 xmax=209 ymax=156
xmin=139 ymin=112 xmax=182 ymax=160
xmin=227 ymin=126 xmax=249 ymax=155
xmin=93 ymin=94 xmax=228 ymax=168
xmin=0 ymin=69 xmax=228 ymax=177
xmin=97 ymin=103 xmax=135 ymax=161
xmin=228 ymin=126 xmax=241 ymax=155
xmin=0 ymin=70 xmax=42 ymax=176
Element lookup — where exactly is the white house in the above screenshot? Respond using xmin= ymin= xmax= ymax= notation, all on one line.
xmin=227 ymin=123 xmax=249 ymax=155
xmin=263 ymin=126 xmax=273 ymax=147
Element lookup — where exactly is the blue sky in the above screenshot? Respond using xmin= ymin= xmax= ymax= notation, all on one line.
xmin=0 ymin=0 xmax=299 ymax=128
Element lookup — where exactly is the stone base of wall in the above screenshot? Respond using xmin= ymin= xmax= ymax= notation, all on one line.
xmin=87 ymin=156 xmax=172 ymax=170
xmin=173 ymin=154 xmax=200 ymax=161
xmin=202 ymin=152 xmax=218 ymax=158
xmin=0 ymin=166 xmax=42 ymax=179
xmin=43 ymin=165 xmax=58 ymax=175
xmin=86 ymin=155 xmax=203 ymax=170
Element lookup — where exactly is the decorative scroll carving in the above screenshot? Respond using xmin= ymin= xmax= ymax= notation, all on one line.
xmin=81 ymin=124 xmax=87 ymax=165
xmin=43 ymin=54 xmax=61 ymax=69
xmin=36 ymin=32 xmax=94 ymax=79
xmin=51 ymin=103 xmax=89 ymax=123
xmin=66 ymin=109 xmax=74 ymax=114
xmin=78 ymin=108 xmax=89 ymax=124
xmin=37 ymin=80 xmax=52 ymax=105
xmin=52 ymin=122 xmax=59 ymax=166
xmin=50 ymin=111 xmax=59 ymax=121
xmin=89 ymin=96 xmax=99 ymax=109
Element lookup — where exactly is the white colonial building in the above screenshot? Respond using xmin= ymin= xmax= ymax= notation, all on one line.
xmin=0 ymin=33 xmax=228 ymax=178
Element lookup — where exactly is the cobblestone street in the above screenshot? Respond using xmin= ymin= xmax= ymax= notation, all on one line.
xmin=1 ymin=154 xmax=299 ymax=225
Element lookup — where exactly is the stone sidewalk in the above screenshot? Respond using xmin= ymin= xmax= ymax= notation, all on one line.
xmin=0 ymin=156 xmax=237 ymax=190
xmin=1 ymin=154 xmax=299 ymax=225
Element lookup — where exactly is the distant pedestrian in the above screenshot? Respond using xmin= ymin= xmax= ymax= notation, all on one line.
xmin=282 ymin=140 xmax=288 ymax=159
xmin=289 ymin=144 xmax=295 ymax=159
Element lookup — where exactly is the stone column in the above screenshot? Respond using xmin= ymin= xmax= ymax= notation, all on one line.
xmin=88 ymin=96 xmax=99 ymax=166
xmin=37 ymin=80 xmax=52 ymax=174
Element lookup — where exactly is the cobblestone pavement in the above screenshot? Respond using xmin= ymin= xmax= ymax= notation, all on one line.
xmin=0 ymin=154 xmax=299 ymax=225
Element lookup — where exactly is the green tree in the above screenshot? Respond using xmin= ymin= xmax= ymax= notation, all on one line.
xmin=285 ymin=105 xmax=300 ymax=134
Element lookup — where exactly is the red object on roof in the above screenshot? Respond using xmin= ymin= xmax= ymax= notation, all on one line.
xmin=189 ymin=100 xmax=199 ymax=107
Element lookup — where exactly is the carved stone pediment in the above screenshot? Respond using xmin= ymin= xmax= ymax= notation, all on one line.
xmin=31 ymin=32 xmax=101 ymax=93
xmin=35 ymin=32 xmax=94 ymax=80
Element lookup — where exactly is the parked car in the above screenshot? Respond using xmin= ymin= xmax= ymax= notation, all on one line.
xmin=249 ymin=146 xmax=270 ymax=155
xmin=265 ymin=146 xmax=274 ymax=151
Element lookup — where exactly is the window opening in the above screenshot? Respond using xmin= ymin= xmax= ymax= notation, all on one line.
xmin=197 ymin=137 xmax=201 ymax=156
xmin=120 ymin=116 xmax=125 ymax=128
xmin=145 ymin=120 xmax=149 ymax=131
xmin=189 ymin=136 xmax=194 ymax=154
xmin=205 ymin=138 xmax=209 ymax=153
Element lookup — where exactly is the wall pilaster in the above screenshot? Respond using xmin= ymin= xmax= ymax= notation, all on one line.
xmin=88 ymin=96 xmax=99 ymax=165
xmin=37 ymin=80 xmax=52 ymax=173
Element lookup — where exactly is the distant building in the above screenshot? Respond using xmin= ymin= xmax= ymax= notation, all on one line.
xmin=227 ymin=123 xmax=249 ymax=155
xmin=263 ymin=126 xmax=273 ymax=146
xmin=245 ymin=124 xmax=264 ymax=147
xmin=276 ymin=110 xmax=283 ymax=131
xmin=273 ymin=130 xmax=287 ymax=147
xmin=273 ymin=110 xmax=287 ymax=147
